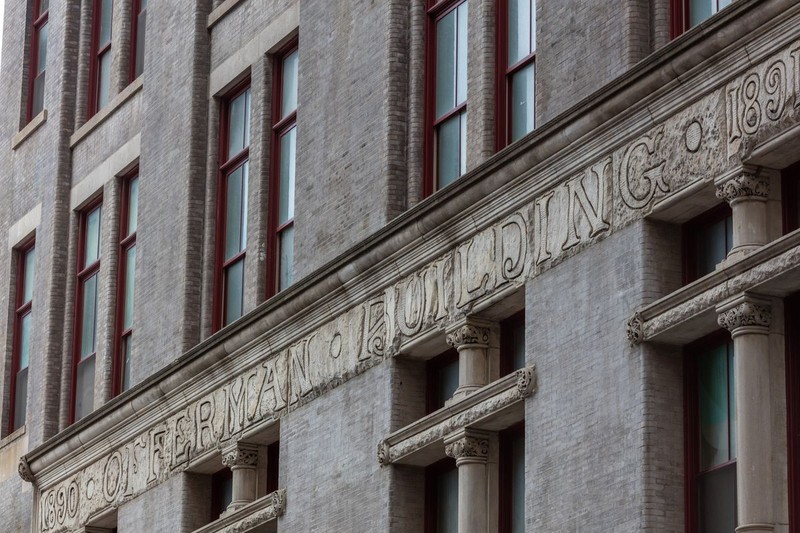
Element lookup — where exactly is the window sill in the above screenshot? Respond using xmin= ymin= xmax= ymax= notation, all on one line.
xmin=70 ymin=76 xmax=143 ymax=148
xmin=0 ymin=425 xmax=26 ymax=450
xmin=192 ymin=489 xmax=286 ymax=533
xmin=12 ymin=110 xmax=47 ymax=150
xmin=207 ymin=0 xmax=247 ymax=29
xmin=378 ymin=366 xmax=535 ymax=467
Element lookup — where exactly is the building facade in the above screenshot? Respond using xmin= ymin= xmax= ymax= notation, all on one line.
xmin=0 ymin=0 xmax=799 ymax=531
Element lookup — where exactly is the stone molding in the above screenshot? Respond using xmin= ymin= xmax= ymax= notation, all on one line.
xmin=446 ymin=323 xmax=491 ymax=349
xmin=625 ymin=231 xmax=800 ymax=344
xmin=191 ymin=489 xmax=286 ymax=533
xmin=715 ymin=166 xmax=770 ymax=203
xmin=717 ymin=295 xmax=772 ymax=334
xmin=444 ymin=431 xmax=490 ymax=462
xmin=18 ymin=456 xmax=35 ymax=484
xmin=221 ymin=443 xmax=259 ymax=469
xmin=379 ymin=366 xmax=535 ymax=466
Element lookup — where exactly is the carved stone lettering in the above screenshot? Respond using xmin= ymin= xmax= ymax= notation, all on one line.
xmin=618 ymin=127 xmax=668 ymax=210
xmin=288 ymin=341 xmax=314 ymax=404
xmin=259 ymin=356 xmax=288 ymax=416
xmin=562 ymin=159 xmax=611 ymax=250
xmin=533 ymin=191 xmax=554 ymax=265
xmin=499 ymin=212 xmax=527 ymax=280
xmin=196 ymin=398 xmax=216 ymax=451
xmin=456 ymin=228 xmax=496 ymax=308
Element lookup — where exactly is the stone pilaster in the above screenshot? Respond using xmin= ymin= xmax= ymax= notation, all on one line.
xmin=446 ymin=319 xmax=493 ymax=402
xmin=716 ymin=294 xmax=774 ymax=533
xmin=715 ymin=165 xmax=770 ymax=261
xmin=221 ymin=442 xmax=260 ymax=514
xmin=445 ymin=429 xmax=490 ymax=533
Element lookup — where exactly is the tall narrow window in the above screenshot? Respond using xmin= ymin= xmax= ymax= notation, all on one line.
xmin=683 ymin=204 xmax=733 ymax=284
xmin=270 ymin=42 xmax=298 ymax=294
xmin=425 ymin=458 xmax=458 ymax=533
xmin=685 ymin=334 xmax=737 ymax=532
xmin=72 ymin=202 xmax=102 ymax=422
xmin=497 ymin=0 xmax=535 ymax=148
xmin=215 ymin=82 xmax=251 ymax=330
xmin=114 ymin=175 xmax=138 ymax=394
xmin=27 ymin=0 xmax=48 ymax=122
xmin=129 ymin=0 xmax=147 ymax=81
xmin=89 ymin=0 xmax=113 ymax=117
xmin=672 ymin=0 xmax=733 ymax=37
xmin=8 ymin=242 xmax=35 ymax=433
xmin=426 ymin=349 xmax=459 ymax=414
xmin=425 ymin=0 xmax=468 ymax=195
xmin=500 ymin=311 xmax=526 ymax=375
xmin=787 ymin=294 xmax=800 ymax=532
xmin=783 ymin=162 xmax=800 ymax=235
xmin=499 ymin=423 xmax=525 ymax=533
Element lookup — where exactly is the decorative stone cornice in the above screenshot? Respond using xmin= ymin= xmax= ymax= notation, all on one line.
xmin=626 ymin=312 xmax=643 ymax=346
xmin=515 ymin=366 xmax=536 ymax=398
xmin=715 ymin=167 xmax=769 ymax=203
xmin=446 ymin=323 xmax=490 ymax=349
xmin=18 ymin=456 xmax=34 ymax=484
xmin=717 ymin=295 xmax=772 ymax=334
xmin=221 ymin=443 xmax=259 ymax=469
xmin=191 ymin=489 xmax=286 ymax=533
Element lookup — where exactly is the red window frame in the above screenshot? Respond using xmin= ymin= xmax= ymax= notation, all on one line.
xmin=787 ymin=294 xmax=800 ymax=533
xmin=498 ymin=421 xmax=525 ymax=533
xmin=267 ymin=38 xmax=299 ymax=296
xmin=88 ymin=0 xmax=113 ymax=119
xmin=671 ymin=0 xmax=728 ymax=38
xmin=783 ymin=161 xmax=800 ymax=235
xmin=112 ymin=172 xmax=137 ymax=396
xmin=7 ymin=238 xmax=35 ymax=435
xmin=683 ymin=330 xmax=737 ymax=532
xmin=70 ymin=197 xmax=103 ymax=424
xmin=496 ymin=0 xmax=536 ymax=150
xmin=128 ymin=0 xmax=147 ymax=83
xmin=213 ymin=78 xmax=251 ymax=332
xmin=26 ymin=0 xmax=48 ymax=123
xmin=423 ymin=0 xmax=468 ymax=198
xmin=682 ymin=203 xmax=733 ymax=284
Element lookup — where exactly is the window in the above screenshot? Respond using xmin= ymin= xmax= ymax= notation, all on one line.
xmin=426 ymin=349 xmax=459 ymax=414
xmin=211 ymin=468 xmax=233 ymax=521
xmin=114 ymin=174 xmax=138 ymax=394
xmin=72 ymin=201 xmax=102 ymax=423
xmin=266 ymin=440 xmax=280 ymax=494
xmin=425 ymin=458 xmax=458 ymax=533
xmin=89 ymin=0 xmax=113 ymax=118
xmin=214 ymin=81 xmax=251 ymax=331
xmin=129 ymin=0 xmax=147 ymax=81
xmin=499 ymin=423 xmax=525 ymax=533
xmin=783 ymin=161 xmax=800 ymax=234
xmin=683 ymin=204 xmax=732 ymax=284
xmin=672 ymin=0 xmax=734 ymax=37
xmin=27 ymin=0 xmax=48 ymax=122
xmin=500 ymin=311 xmax=525 ymax=375
xmin=497 ymin=0 xmax=535 ymax=148
xmin=269 ymin=41 xmax=299 ymax=294
xmin=8 ymin=242 xmax=35 ymax=434
xmin=425 ymin=0 xmax=468 ymax=195
xmin=787 ymin=294 xmax=800 ymax=532
xmin=684 ymin=334 xmax=737 ymax=532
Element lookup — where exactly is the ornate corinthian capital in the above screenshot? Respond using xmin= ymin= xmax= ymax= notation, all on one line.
xmin=715 ymin=168 xmax=769 ymax=203
xmin=444 ymin=432 xmax=489 ymax=462
xmin=18 ymin=457 xmax=34 ymax=484
xmin=221 ymin=443 xmax=259 ymax=469
xmin=446 ymin=323 xmax=490 ymax=349
xmin=717 ymin=296 xmax=772 ymax=333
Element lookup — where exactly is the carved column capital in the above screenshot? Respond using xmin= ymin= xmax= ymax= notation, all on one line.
xmin=446 ymin=323 xmax=491 ymax=349
xmin=717 ymin=294 xmax=772 ymax=336
xmin=715 ymin=166 xmax=769 ymax=204
xmin=444 ymin=429 xmax=490 ymax=465
xmin=221 ymin=442 xmax=259 ymax=469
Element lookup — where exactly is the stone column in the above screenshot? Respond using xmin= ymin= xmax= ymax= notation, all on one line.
xmin=445 ymin=429 xmax=490 ymax=533
xmin=221 ymin=442 xmax=259 ymax=514
xmin=715 ymin=165 xmax=770 ymax=262
xmin=717 ymin=294 xmax=774 ymax=533
xmin=446 ymin=319 xmax=492 ymax=402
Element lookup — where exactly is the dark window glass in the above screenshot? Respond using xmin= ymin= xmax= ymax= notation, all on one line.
xmin=427 ymin=349 xmax=459 ymax=413
xmin=683 ymin=204 xmax=732 ymax=283
xmin=212 ymin=469 xmax=233 ymax=521
xmin=500 ymin=424 xmax=525 ymax=533
xmin=501 ymin=311 xmax=526 ymax=374
xmin=782 ymin=162 xmax=800 ymax=234
xmin=425 ymin=459 xmax=458 ymax=533
xmin=27 ymin=0 xmax=49 ymax=121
